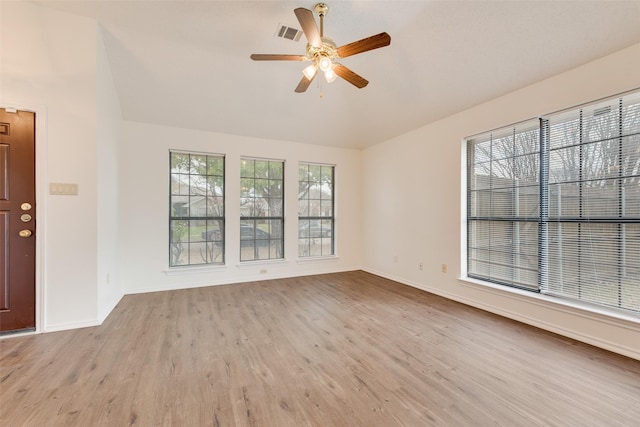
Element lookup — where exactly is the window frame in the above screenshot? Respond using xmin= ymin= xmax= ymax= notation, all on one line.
xmin=298 ymin=162 xmax=335 ymax=258
xmin=169 ymin=150 xmax=225 ymax=268
xmin=239 ymin=157 xmax=285 ymax=262
xmin=465 ymin=88 xmax=640 ymax=315
xmin=541 ymin=94 xmax=640 ymax=312
xmin=466 ymin=120 xmax=541 ymax=291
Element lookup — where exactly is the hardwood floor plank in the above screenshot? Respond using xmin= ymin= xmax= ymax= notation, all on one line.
xmin=1 ymin=271 xmax=639 ymax=426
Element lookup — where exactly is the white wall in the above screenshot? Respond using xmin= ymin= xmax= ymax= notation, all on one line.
xmin=1 ymin=2 xmax=122 ymax=331
xmin=96 ymin=27 xmax=124 ymax=322
xmin=362 ymin=43 xmax=640 ymax=360
xmin=118 ymin=121 xmax=362 ymax=293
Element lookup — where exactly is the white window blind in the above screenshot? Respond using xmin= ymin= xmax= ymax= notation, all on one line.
xmin=542 ymin=93 xmax=640 ymax=311
xmin=467 ymin=120 xmax=541 ymax=291
xmin=467 ymin=89 xmax=640 ymax=314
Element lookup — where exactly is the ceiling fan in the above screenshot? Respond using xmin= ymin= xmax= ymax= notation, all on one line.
xmin=250 ymin=3 xmax=391 ymax=93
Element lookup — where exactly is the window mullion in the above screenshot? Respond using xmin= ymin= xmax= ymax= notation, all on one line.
xmin=539 ymin=118 xmax=550 ymax=292
xmin=617 ymin=97 xmax=624 ymax=307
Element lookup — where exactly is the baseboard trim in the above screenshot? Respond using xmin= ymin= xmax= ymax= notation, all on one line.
xmin=44 ymin=319 xmax=101 ymax=333
xmin=125 ymin=266 xmax=360 ymax=295
xmin=98 ymin=292 xmax=124 ymax=324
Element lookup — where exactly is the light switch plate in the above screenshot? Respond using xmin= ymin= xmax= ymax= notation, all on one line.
xmin=50 ymin=183 xmax=78 ymax=196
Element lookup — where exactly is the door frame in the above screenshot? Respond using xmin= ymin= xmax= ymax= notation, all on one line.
xmin=0 ymin=100 xmax=47 ymax=335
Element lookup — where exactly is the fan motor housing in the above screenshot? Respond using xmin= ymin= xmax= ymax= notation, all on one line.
xmin=306 ymin=37 xmax=338 ymax=62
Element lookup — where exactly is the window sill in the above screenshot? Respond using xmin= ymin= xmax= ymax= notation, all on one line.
xmin=296 ymin=255 xmax=340 ymax=264
xmin=459 ymin=277 xmax=640 ymax=328
xmin=163 ymin=264 xmax=227 ymax=276
xmin=236 ymin=258 xmax=289 ymax=269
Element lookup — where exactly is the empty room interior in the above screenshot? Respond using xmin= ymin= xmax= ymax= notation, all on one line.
xmin=2 ymin=1 xmax=640 ymax=425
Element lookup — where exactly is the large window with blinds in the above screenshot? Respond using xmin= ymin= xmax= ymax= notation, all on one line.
xmin=467 ymin=89 xmax=640 ymax=314
xmin=467 ymin=121 xmax=541 ymax=291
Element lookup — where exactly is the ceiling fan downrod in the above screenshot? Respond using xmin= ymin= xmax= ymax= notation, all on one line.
xmin=314 ymin=3 xmax=328 ymax=37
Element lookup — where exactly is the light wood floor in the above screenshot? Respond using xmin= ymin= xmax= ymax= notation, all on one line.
xmin=1 ymin=271 xmax=639 ymax=426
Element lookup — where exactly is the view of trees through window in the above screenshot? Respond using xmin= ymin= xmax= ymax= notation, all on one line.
xmin=240 ymin=158 xmax=284 ymax=261
xmin=169 ymin=151 xmax=224 ymax=267
xmin=468 ymin=90 xmax=640 ymax=314
xmin=298 ymin=163 xmax=334 ymax=257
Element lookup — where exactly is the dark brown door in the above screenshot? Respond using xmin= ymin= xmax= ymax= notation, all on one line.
xmin=0 ymin=109 xmax=36 ymax=332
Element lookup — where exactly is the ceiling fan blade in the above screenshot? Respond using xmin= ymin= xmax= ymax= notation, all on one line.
xmin=294 ymin=7 xmax=321 ymax=48
xmin=337 ymin=32 xmax=391 ymax=59
xmin=250 ymin=54 xmax=306 ymax=61
xmin=295 ymin=74 xmax=316 ymax=93
xmin=334 ymin=64 xmax=369 ymax=89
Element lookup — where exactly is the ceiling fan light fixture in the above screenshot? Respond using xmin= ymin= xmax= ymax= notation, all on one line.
xmin=302 ymin=63 xmax=318 ymax=79
xmin=251 ymin=3 xmax=391 ymax=93
xmin=318 ymin=55 xmax=333 ymax=72
xmin=324 ymin=68 xmax=337 ymax=83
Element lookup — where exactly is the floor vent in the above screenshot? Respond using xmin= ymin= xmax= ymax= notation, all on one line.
xmin=275 ymin=24 xmax=303 ymax=42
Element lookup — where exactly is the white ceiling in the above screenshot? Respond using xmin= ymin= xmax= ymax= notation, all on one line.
xmin=34 ymin=0 xmax=640 ymax=149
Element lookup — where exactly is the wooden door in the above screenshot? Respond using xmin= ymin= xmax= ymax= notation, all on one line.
xmin=0 ymin=109 xmax=36 ymax=333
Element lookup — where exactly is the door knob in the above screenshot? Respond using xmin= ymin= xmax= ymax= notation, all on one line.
xmin=19 ymin=230 xmax=32 ymax=238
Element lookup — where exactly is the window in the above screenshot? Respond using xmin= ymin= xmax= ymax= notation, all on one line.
xmin=467 ymin=121 xmax=540 ymax=291
xmin=240 ymin=158 xmax=284 ymax=261
xmin=169 ymin=151 xmax=224 ymax=267
xmin=298 ymin=163 xmax=334 ymax=257
xmin=467 ymin=90 xmax=640 ymax=314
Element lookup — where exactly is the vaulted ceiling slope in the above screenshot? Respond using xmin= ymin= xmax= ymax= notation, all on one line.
xmin=34 ymin=1 xmax=640 ymax=149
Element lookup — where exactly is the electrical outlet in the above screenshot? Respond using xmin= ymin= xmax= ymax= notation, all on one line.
xmin=441 ymin=264 xmax=447 ymax=273
xmin=260 ymin=269 xmax=268 ymax=274
xmin=393 ymin=255 xmax=398 ymax=263
xmin=418 ymin=262 xmax=424 ymax=271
